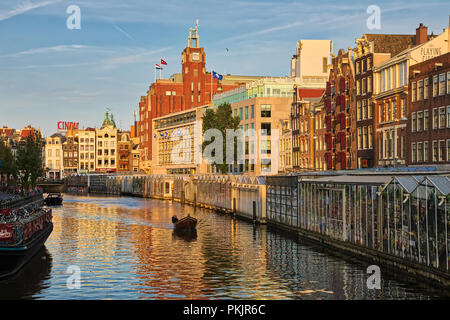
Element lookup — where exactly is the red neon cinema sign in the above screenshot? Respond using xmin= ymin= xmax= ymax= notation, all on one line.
xmin=57 ymin=122 xmax=79 ymax=130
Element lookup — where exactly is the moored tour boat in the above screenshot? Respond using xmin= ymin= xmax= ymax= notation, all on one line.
xmin=0 ymin=206 xmax=53 ymax=279
xmin=44 ymin=193 xmax=63 ymax=206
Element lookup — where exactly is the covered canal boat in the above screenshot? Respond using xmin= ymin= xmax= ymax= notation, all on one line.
xmin=0 ymin=205 xmax=53 ymax=278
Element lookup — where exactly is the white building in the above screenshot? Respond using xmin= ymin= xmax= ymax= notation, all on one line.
xmin=77 ymin=128 xmax=96 ymax=173
xmin=45 ymin=133 xmax=65 ymax=180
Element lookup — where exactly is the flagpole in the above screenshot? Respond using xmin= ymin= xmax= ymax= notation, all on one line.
xmin=154 ymin=66 xmax=156 ymax=82
xmin=160 ymin=68 xmax=162 ymax=79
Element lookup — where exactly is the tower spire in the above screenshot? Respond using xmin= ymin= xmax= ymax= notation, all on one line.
xmin=188 ymin=19 xmax=199 ymax=48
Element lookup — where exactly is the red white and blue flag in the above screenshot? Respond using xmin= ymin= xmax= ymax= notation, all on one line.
xmin=160 ymin=59 xmax=167 ymax=65
xmin=155 ymin=64 xmax=162 ymax=70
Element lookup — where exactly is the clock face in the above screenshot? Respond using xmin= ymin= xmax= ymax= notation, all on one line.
xmin=192 ymin=52 xmax=200 ymax=61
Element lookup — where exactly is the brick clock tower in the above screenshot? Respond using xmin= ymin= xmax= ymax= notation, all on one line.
xmin=181 ymin=21 xmax=212 ymax=110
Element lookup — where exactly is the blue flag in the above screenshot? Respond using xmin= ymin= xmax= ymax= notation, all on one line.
xmin=212 ymin=71 xmax=223 ymax=80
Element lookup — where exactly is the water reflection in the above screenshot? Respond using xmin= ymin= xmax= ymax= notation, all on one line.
xmin=3 ymin=194 xmax=447 ymax=299
xmin=0 ymin=247 xmax=52 ymax=300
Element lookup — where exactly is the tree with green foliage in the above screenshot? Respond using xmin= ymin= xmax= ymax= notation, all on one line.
xmin=202 ymin=102 xmax=241 ymax=174
xmin=15 ymin=134 xmax=44 ymax=191
xmin=0 ymin=141 xmax=17 ymax=184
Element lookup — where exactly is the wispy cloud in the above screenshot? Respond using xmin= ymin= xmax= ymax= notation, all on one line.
xmin=101 ymin=47 xmax=172 ymax=70
xmin=0 ymin=0 xmax=61 ymax=22
xmin=6 ymin=44 xmax=88 ymax=57
xmin=113 ymin=24 xmax=134 ymax=40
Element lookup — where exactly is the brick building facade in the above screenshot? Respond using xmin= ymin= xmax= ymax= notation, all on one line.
xmin=324 ymin=48 xmax=356 ymax=170
xmin=407 ymin=52 xmax=450 ymax=169
xmin=138 ymin=24 xmax=260 ymax=172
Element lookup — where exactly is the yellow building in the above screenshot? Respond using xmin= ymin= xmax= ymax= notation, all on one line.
xmin=95 ymin=112 xmax=118 ymax=173
xmin=279 ymin=119 xmax=292 ymax=173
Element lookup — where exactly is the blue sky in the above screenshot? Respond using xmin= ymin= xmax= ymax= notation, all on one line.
xmin=0 ymin=0 xmax=448 ymax=136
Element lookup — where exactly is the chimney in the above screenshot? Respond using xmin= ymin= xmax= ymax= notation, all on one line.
xmin=416 ymin=23 xmax=428 ymax=45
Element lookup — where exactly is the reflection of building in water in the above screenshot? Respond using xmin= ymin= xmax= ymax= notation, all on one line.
xmin=53 ymin=199 xmax=121 ymax=265
xmin=129 ymin=203 xmax=207 ymax=299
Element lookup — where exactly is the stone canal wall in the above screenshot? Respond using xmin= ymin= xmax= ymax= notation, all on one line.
xmin=64 ymin=173 xmax=450 ymax=287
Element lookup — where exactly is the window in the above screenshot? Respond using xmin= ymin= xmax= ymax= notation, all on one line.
xmin=411 ymin=112 xmax=416 ymax=132
xmin=363 ymin=99 xmax=368 ymax=119
xmin=448 ymin=72 xmax=450 ymax=94
xmin=439 ymin=73 xmax=446 ymax=95
xmin=412 ymin=82 xmax=417 ymax=102
xmin=448 ymin=140 xmax=450 ymax=163
xmin=261 ymin=123 xmax=271 ymax=135
xmin=399 ymin=63 xmax=404 ymax=86
xmin=448 ymin=106 xmax=450 ymax=128
xmin=368 ymin=76 xmax=372 ymax=93
xmin=261 ymin=140 xmax=271 ymax=154
xmin=251 ymin=105 xmax=254 ymax=118
xmin=393 ymin=65 xmax=397 ymax=88
xmin=363 ymin=126 xmax=368 ymax=149
xmin=424 ymin=78 xmax=429 ymax=99
xmin=424 ymin=141 xmax=429 ymax=162
xmin=433 ymin=108 xmax=438 ymax=129
xmin=433 ymin=140 xmax=438 ymax=161
xmin=417 ymin=142 xmax=423 ymax=162
xmin=412 ymin=142 xmax=416 ymax=163
xmin=358 ymin=127 xmax=362 ymax=149
xmin=387 ymin=68 xmax=391 ymax=90
xmin=439 ymin=140 xmax=446 ymax=161
xmin=403 ymin=62 xmax=408 ymax=86
xmin=234 ymin=109 xmax=238 ymax=117
xmin=368 ymin=100 xmax=373 ymax=118
xmin=261 ymin=105 xmax=271 ymax=117
xmin=323 ymin=57 xmax=328 ymax=73
xmin=368 ymin=126 xmax=373 ymax=148
xmin=357 ymin=100 xmax=361 ymax=120
xmin=418 ymin=80 xmax=423 ymax=100
xmin=417 ymin=111 xmax=423 ymax=131
xmin=239 ymin=108 xmax=243 ymax=119
xmin=424 ymin=110 xmax=429 ymax=130
xmin=433 ymin=75 xmax=438 ymax=97
xmin=440 ymin=106 xmax=446 ymax=128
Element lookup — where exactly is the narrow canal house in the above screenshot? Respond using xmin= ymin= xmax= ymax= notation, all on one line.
xmin=62 ymin=125 xmax=79 ymax=176
xmin=324 ymin=48 xmax=357 ymax=170
xmin=374 ymin=24 xmax=449 ymax=168
xmin=407 ymin=52 xmax=450 ymax=169
xmin=291 ymin=87 xmax=325 ymax=172
xmin=353 ymin=32 xmax=418 ymax=168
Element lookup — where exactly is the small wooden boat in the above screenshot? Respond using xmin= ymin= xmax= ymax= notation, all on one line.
xmin=44 ymin=193 xmax=63 ymax=206
xmin=172 ymin=215 xmax=197 ymax=232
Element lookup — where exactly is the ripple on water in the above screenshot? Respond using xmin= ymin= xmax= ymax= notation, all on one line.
xmin=0 ymin=194 xmax=446 ymax=300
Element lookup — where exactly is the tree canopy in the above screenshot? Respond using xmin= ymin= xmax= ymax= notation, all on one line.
xmin=15 ymin=135 xmax=44 ymax=190
xmin=0 ymin=141 xmax=16 ymax=181
xmin=202 ymin=103 xmax=241 ymax=174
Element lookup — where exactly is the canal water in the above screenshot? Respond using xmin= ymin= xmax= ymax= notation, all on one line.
xmin=0 ymin=194 xmax=448 ymax=299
